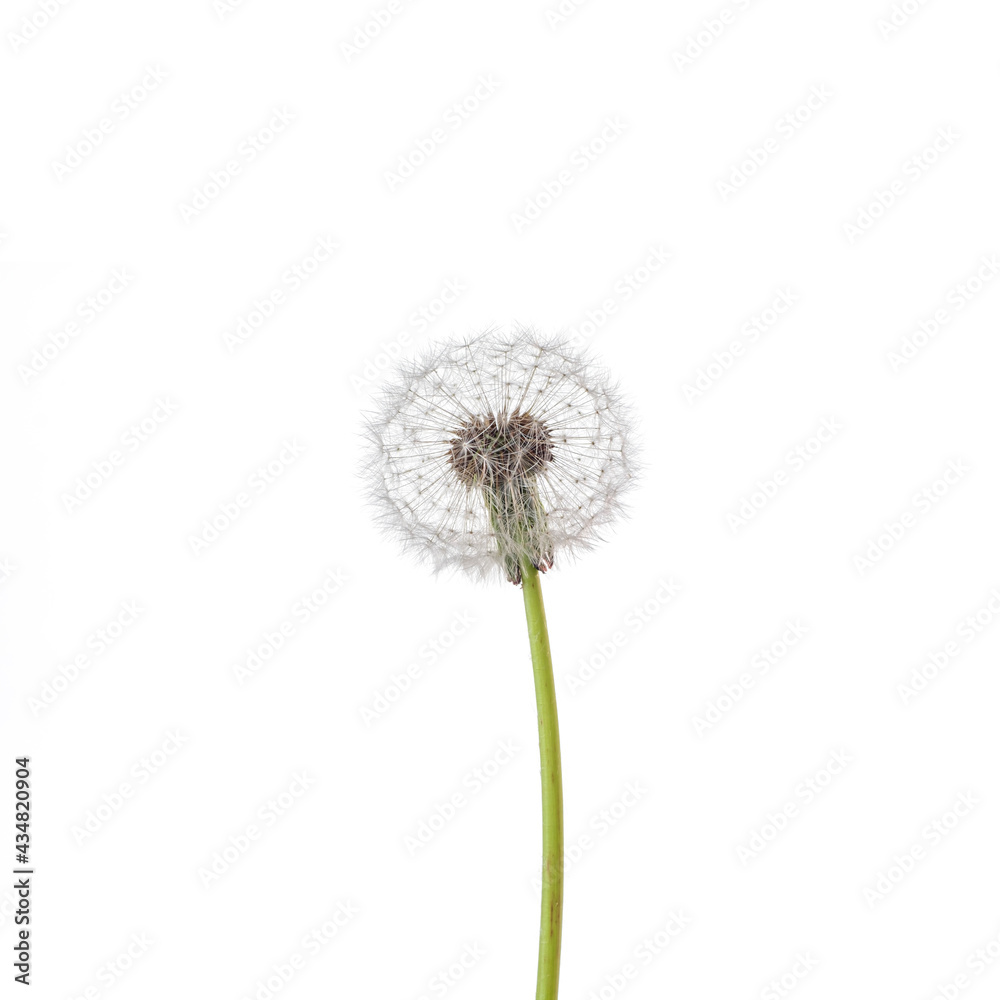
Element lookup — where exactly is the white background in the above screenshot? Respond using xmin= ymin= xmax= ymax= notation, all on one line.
xmin=3 ymin=0 xmax=1000 ymax=997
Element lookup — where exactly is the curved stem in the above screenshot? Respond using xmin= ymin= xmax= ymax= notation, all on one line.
xmin=520 ymin=559 xmax=563 ymax=1000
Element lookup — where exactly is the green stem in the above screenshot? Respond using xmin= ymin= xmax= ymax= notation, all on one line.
xmin=520 ymin=559 xmax=563 ymax=1000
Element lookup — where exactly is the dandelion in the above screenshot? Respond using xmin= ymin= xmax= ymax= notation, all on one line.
xmin=361 ymin=326 xmax=638 ymax=999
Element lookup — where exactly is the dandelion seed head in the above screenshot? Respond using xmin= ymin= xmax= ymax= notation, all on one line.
xmin=361 ymin=326 xmax=638 ymax=584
